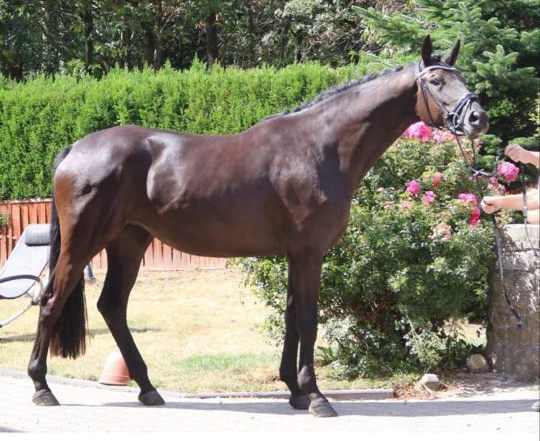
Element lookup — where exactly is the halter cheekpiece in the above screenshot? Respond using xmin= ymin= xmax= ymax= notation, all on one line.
xmin=415 ymin=62 xmax=478 ymax=136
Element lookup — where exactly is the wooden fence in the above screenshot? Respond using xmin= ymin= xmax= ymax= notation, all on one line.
xmin=0 ymin=199 xmax=226 ymax=271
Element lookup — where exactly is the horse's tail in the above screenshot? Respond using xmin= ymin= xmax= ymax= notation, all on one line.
xmin=49 ymin=145 xmax=88 ymax=359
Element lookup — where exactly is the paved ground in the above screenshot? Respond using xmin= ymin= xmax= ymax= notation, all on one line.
xmin=1 ymin=369 xmax=538 ymax=434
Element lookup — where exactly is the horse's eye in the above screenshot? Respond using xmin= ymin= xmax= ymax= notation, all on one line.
xmin=429 ymin=78 xmax=441 ymax=86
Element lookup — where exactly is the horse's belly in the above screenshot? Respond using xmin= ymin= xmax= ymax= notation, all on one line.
xmin=144 ymin=202 xmax=289 ymax=258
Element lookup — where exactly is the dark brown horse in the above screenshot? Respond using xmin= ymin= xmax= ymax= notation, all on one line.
xmin=28 ymin=36 xmax=488 ymax=417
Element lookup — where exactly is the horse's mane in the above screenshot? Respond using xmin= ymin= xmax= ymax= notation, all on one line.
xmin=266 ymin=64 xmax=408 ymax=119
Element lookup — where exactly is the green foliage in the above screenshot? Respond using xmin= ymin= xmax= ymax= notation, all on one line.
xmin=509 ymin=136 xmax=539 ymax=152
xmin=240 ymin=138 xmax=495 ymax=377
xmin=0 ymin=1 xmax=403 ymax=79
xmin=0 ymin=62 xmax=363 ymax=200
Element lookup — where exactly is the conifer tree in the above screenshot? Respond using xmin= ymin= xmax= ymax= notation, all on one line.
xmin=355 ymin=0 xmax=539 ymax=142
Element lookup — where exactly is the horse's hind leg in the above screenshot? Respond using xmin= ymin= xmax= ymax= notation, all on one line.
xmin=97 ymin=225 xmax=164 ymax=405
xmin=279 ymin=262 xmax=309 ymax=410
xmin=29 ymin=249 xmax=91 ymax=406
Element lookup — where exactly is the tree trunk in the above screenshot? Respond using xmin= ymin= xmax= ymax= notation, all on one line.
xmin=141 ymin=18 xmax=156 ymax=68
xmin=205 ymin=11 xmax=218 ymax=68
xmin=81 ymin=6 xmax=94 ymax=73
xmin=121 ymin=30 xmax=134 ymax=70
xmin=154 ymin=34 xmax=162 ymax=70
xmin=246 ymin=2 xmax=256 ymax=67
xmin=279 ymin=18 xmax=291 ymax=66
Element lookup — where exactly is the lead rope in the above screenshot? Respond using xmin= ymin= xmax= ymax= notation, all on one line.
xmin=454 ymin=135 xmax=523 ymax=327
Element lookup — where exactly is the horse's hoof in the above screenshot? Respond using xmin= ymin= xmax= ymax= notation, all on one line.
xmin=309 ymin=399 xmax=338 ymax=418
xmin=33 ymin=390 xmax=60 ymax=406
xmin=289 ymin=394 xmax=310 ymax=410
xmin=138 ymin=390 xmax=165 ymax=406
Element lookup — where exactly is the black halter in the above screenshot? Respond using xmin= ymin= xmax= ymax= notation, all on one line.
xmin=415 ymin=62 xmax=478 ymax=136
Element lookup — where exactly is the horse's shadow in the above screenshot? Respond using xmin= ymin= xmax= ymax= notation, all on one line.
xmin=0 ymin=327 xmax=159 ymax=343
xmin=66 ymin=398 xmax=538 ymax=417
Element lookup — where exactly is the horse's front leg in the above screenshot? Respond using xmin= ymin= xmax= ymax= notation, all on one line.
xmin=279 ymin=262 xmax=309 ymax=410
xmin=289 ymin=249 xmax=337 ymax=418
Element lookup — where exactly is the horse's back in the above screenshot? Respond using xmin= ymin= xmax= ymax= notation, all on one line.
xmin=54 ymin=124 xmax=292 ymax=256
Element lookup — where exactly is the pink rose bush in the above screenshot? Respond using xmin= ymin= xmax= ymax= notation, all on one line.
xmin=402 ymin=122 xmax=454 ymax=144
xmin=458 ymin=193 xmax=477 ymax=207
xmin=458 ymin=193 xmax=481 ymax=226
xmin=486 ymin=161 xmax=518 ymax=196
xmin=396 ymin=121 xmax=491 ymax=234
xmin=470 ymin=207 xmax=481 ymax=226
xmin=432 ymin=172 xmax=443 ymax=188
xmin=406 ymin=180 xmax=421 ymax=196
xmin=496 ymin=161 xmax=519 ymax=184
xmin=422 ymin=191 xmax=436 ymax=205
xmin=402 ymin=181 xmax=484 ymax=228
xmin=487 ymin=177 xmax=506 ymax=194
xmin=403 ymin=122 xmax=433 ymax=142
xmin=432 ymin=130 xmax=454 ymax=144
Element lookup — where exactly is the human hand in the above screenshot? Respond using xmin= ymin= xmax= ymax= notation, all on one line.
xmin=481 ymin=196 xmax=500 ymax=214
xmin=505 ymin=144 xmax=533 ymax=165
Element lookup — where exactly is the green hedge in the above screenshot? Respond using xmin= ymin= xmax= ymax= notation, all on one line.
xmin=0 ymin=61 xmax=366 ymax=200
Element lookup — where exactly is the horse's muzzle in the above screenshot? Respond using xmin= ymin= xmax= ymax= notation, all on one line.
xmin=462 ymin=102 xmax=489 ymax=139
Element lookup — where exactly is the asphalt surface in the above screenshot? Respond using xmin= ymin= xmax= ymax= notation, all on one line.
xmin=0 ymin=369 xmax=538 ymax=434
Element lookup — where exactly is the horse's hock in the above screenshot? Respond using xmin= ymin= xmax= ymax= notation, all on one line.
xmin=487 ymin=224 xmax=539 ymax=381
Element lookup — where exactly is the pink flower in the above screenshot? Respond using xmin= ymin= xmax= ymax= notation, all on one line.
xmin=470 ymin=207 xmax=481 ymax=226
xmin=422 ymin=190 xmax=436 ymax=205
xmin=458 ymin=193 xmax=477 ymax=206
xmin=457 ymin=193 xmax=482 ymax=225
xmin=406 ymin=180 xmax=421 ymax=196
xmin=497 ymin=162 xmax=519 ymax=183
xmin=432 ymin=172 xmax=443 ymax=188
xmin=487 ymin=182 xmax=507 ymax=194
xmin=403 ymin=122 xmax=433 ymax=142
xmin=432 ymin=130 xmax=454 ymax=144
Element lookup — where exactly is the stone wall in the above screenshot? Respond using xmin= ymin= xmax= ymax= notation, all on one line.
xmin=486 ymin=224 xmax=539 ymax=381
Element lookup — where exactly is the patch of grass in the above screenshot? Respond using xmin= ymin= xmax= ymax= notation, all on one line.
xmin=177 ymin=353 xmax=278 ymax=372
xmin=0 ymin=268 xmax=457 ymax=393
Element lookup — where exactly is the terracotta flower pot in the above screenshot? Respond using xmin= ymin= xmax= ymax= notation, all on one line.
xmin=98 ymin=351 xmax=130 ymax=386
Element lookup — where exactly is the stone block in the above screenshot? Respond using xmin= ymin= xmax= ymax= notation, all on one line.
xmin=487 ymin=224 xmax=540 ymax=382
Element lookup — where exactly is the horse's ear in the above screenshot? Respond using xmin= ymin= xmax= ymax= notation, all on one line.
xmin=421 ymin=35 xmax=433 ymax=66
xmin=443 ymin=39 xmax=461 ymax=66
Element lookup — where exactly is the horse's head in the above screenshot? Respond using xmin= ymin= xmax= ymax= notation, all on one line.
xmin=415 ymin=36 xmax=489 ymax=139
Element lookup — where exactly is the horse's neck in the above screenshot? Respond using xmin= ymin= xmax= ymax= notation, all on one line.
xmin=316 ymin=66 xmax=418 ymax=190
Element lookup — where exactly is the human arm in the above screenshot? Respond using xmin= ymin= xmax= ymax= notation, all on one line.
xmin=505 ymin=144 xmax=540 ymax=167
xmin=481 ymin=189 xmax=539 ymax=214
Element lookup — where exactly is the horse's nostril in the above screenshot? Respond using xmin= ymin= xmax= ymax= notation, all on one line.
xmin=468 ymin=111 xmax=480 ymax=124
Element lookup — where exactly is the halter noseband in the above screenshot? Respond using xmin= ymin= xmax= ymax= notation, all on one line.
xmin=415 ymin=62 xmax=478 ymax=136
